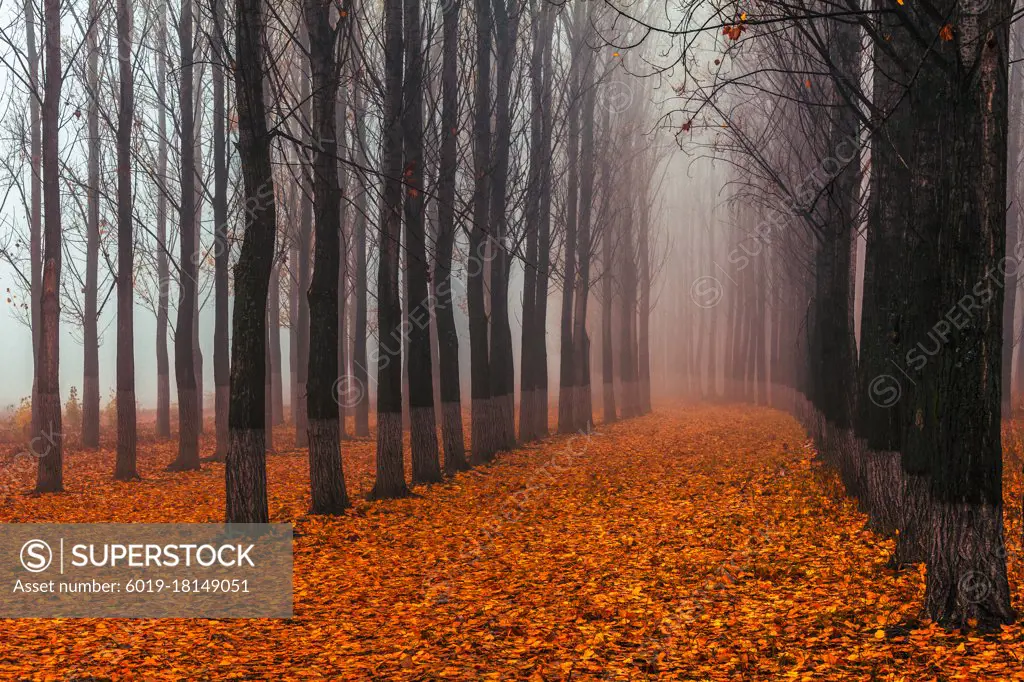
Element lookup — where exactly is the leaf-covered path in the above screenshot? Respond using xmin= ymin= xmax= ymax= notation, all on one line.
xmin=2 ymin=404 xmax=1024 ymax=679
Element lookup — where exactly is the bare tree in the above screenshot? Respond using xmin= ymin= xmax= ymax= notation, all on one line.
xmin=34 ymin=0 xmax=64 ymax=493
xmin=114 ymin=0 xmax=138 ymax=480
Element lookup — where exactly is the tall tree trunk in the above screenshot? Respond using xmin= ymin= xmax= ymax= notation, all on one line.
xmin=225 ymin=0 xmax=275 ymax=522
xmin=352 ymin=82 xmax=370 ymax=438
xmin=601 ymin=211 xmax=616 ymax=424
xmin=755 ymin=248 xmax=767 ymax=406
xmin=82 ymin=0 xmax=100 ymax=448
xmin=1003 ymin=37 xmax=1022 ymax=416
xmin=169 ymin=0 xmax=200 ymax=471
xmin=289 ymin=239 xmax=299 ymax=425
xmin=487 ymin=0 xmax=520 ymax=452
xmin=371 ymin=0 xmax=410 ymax=499
xmin=572 ymin=48 xmax=596 ymax=430
xmin=114 ymin=0 xmax=138 ymax=481
xmin=557 ymin=47 xmax=580 ymax=435
xmin=403 ymin=0 xmax=442 ymax=484
xmin=193 ymin=93 xmax=205 ymax=437
xmin=435 ymin=0 xmax=467 ymax=473
xmin=638 ymin=189 xmax=651 ymax=414
xmin=25 ymin=0 xmax=42 ymax=442
xmin=336 ymin=67 xmax=350 ymax=440
xmin=304 ymin=0 xmax=349 ymax=513
xmin=268 ymin=263 xmax=283 ymax=440
xmin=918 ymin=0 xmax=1014 ymax=628
xmin=532 ymin=3 xmax=554 ymax=438
xmin=856 ymin=0 xmax=911 ymax=540
xmin=807 ymin=16 xmax=860 ymax=498
xmin=34 ymin=0 xmax=63 ymax=492
xmin=212 ymin=0 xmax=229 ymax=461
xmin=519 ymin=0 xmax=542 ymax=443
xmin=620 ymin=214 xmax=637 ymax=418
xmin=270 ymin=267 xmax=284 ymax=426
xmin=264 ymin=301 xmax=274 ymax=451
xmin=294 ymin=43 xmax=312 ymax=448
xmin=468 ymin=0 xmax=494 ymax=463
xmin=155 ymin=0 xmax=171 ymax=439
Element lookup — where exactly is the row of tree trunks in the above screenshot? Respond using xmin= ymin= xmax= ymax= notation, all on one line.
xmin=794 ymin=0 xmax=1016 ymax=630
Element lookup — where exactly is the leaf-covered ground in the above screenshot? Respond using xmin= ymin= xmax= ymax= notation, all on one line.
xmin=1 ymin=404 xmax=1024 ymax=679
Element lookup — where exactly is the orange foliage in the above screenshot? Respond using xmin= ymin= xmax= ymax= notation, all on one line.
xmin=0 ymin=406 xmax=1021 ymax=678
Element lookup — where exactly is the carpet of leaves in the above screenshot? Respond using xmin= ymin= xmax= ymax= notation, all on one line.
xmin=0 ymin=404 xmax=1023 ymax=679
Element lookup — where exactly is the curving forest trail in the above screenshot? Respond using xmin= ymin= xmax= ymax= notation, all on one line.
xmin=1 ymin=405 xmax=1023 ymax=679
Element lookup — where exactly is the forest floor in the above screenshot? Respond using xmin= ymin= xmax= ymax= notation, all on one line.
xmin=0 ymin=404 xmax=1023 ymax=679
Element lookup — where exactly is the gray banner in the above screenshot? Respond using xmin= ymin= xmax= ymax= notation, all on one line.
xmin=0 ymin=524 xmax=292 ymax=618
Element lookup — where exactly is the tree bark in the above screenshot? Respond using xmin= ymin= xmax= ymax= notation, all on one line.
xmin=82 ymin=0 xmax=100 ymax=448
xmin=532 ymin=4 xmax=554 ymax=438
xmin=25 ymin=0 xmax=42 ymax=442
xmin=268 ymin=262 xmax=283 ymax=435
xmin=294 ymin=45 xmax=313 ymax=448
xmin=34 ymin=0 xmax=63 ymax=493
xmin=602 ymin=208 xmax=616 ymax=424
xmin=856 ymin=0 xmax=911 ymax=538
xmin=1003 ymin=36 xmax=1022 ymax=416
xmin=169 ymin=0 xmax=200 ymax=472
xmin=468 ymin=0 xmax=494 ymax=463
xmin=371 ymin=0 xmax=410 ymax=499
xmin=192 ymin=84 xmax=205 ymax=437
xmin=487 ymin=0 xmax=521 ymax=452
xmin=225 ymin=0 xmax=275 ymax=522
xmin=638 ymin=183 xmax=651 ymax=414
xmin=557 ymin=42 xmax=580 ymax=435
xmin=403 ymin=0 xmax=442 ymax=484
xmin=269 ymin=265 xmax=284 ymax=426
xmin=919 ymin=0 xmax=1015 ymax=628
xmin=435 ymin=0 xmax=468 ymax=474
xmin=114 ymin=0 xmax=138 ymax=481
xmin=352 ymin=81 xmax=371 ymax=438
xmin=212 ymin=0 xmax=229 ymax=461
xmin=155 ymin=0 xmax=171 ymax=439
xmin=336 ymin=65 xmax=350 ymax=440
xmin=520 ymin=0 xmax=553 ymax=441
xmin=304 ymin=0 xmax=350 ymax=513
xmin=572 ymin=46 xmax=596 ymax=430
